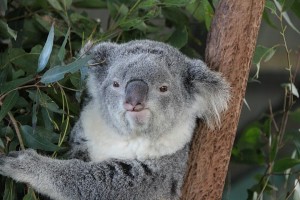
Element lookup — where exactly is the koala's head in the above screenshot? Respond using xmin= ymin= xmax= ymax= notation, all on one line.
xmin=83 ymin=40 xmax=229 ymax=138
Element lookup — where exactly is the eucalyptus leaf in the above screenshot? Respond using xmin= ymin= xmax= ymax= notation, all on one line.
xmin=8 ymin=48 xmax=40 ymax=74
xmin=237 ymin=127 xmax=262 ymax=151
xmin=37 ymin=24 xmax=55 ymax=72
xmin=47 ymin=0 xmax=63 ymax=11
xmin=265 ymin=0 xmax=277 ymax=14
xmin=252 ymin=45 xmax=277 ymax=78
xmin=0 ymin=0 xmax=7 ymax=15
xmin=20 ymin=125 xmax=60 ymax=151
xmin=0 ymin=20 xmax=17 ymax=40
xmin=202 ymin=0 xmax=214 ymax=29
xmin=41 ymin=55 xmax=92 ymax=84
xmin=139 ymin=0 xmax=158 ymax=8
xmin=290 ymin=109 xmax=300 ymax=122
xmin=282 ymin=83 xmax=299 ymax=98
xmin=0 ymin=75 xmax=34 ymax=94
xmin=0 ymin=126 xmax=14 ymax=138
xmin=273 ymin=158 xmax=300 ymax=172
xmin=167 ymin=26 xmax=188 ymax=48
xmin=73 ymin=0 xmax=106 ymax=8
xmin=62 ymin=0 xmax=72 ymax=9
xmin=291 ymin=0 xmax=300 ymax=18
xmin=58 ymin=28 xmax=70 ymax=63
xmin=274 ymin=0 xmax=300 ymax=34
xmin=0 ymin=138 xmax=4 ymax=149
xmin=162 ymin=0 xmax=187 ymax=7
xmin=0 ymin=90 xmax=19 ymax=122
xmin=22 ymin=188 xmax=37 ymax=200
xmin=3 ymin=179 xmax=16 ymax=200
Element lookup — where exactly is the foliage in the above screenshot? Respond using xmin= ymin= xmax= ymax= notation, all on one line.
xmin=231 ymin=0 xmax=300 ymax=199
xmin=0 ymin=0 xmax=214 ymax=199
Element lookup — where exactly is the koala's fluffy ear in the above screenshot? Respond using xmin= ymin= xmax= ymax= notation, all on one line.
xmin=186 ymin=59 xmax=230 ymax=128
xmin=80 ymin=41 xmax=118 ymax=67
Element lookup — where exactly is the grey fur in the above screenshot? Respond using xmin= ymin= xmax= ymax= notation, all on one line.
xmin=0 ymin=40 xmax=230 ymax=200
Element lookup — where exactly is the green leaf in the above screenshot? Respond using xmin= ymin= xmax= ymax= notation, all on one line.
xmin=119 ymin=4 xmax=129 ymax=16
xmin=20 ymin=125 xmax=60 ymax=151
xmin=27 ymin=90 xmax=63 ymax=114
xmin=232 ymin=148 xmax=265 ymax=165
xmin=252 ymin=45 xmax=277 ymax=78
xmin=118 ymin=18 xmax=144 ymax=30
xmin=162 ymin=7 xmax=189 ymax=26
xmin=0 ymin=20 xmax=17 ymax=40
xmin=265 ymin=0 xmax=277 ymax=13
xmin=291 ymin=0 xmax=300 ymax=18
xmin=162 ymin=0 xmax=188 ymax=7
xmin=167 ymin=26 xmax=188 ymax=48
xmin=8 ymin=48 xmax=40 ymax=74
xmin=270 ymin=135 xmax=278 ymax=161
xmin=107 ymin=1 xmax=120 ymax=18
xmin=0 ymin=91 xmax=19 ymax=122
xmin=40 ymin=55 xmax=92 ymax=84
xmin=61 ymin=0 xmax=72 ymax=9
xmin=290 ymin=109 xmax=300 ymax=122
xmin=0 ymin=0 xmax=7 ymax=14
xmin=34 ymin=14 xmax=65 ymax=37
xmin=47 ymin=0 xmax=63 ymax=11
xmin=23 ymin=188 xmax=37 ymax=200
xmin=12 ymin=69 xmax=25 ymax=80
xmin=0 ymin=138 xmax=4 ymax=149
xmin=3 ymin=179 xmax=16 ymax=200
xmin=58 ymin=28 xmax=70 ymax=63
xmin=0 ymin=75 xmax=34 ymax=94
xmin=0 ymin=126 xmax=14 ymax=139
xmin=35 ymin=126 xmax=60 ymax=143
xmin=262 ymin=11 xmax=278 ymax=30
xmin=274 ymin=0 xmax=300 ymax=34
xmin=281 ymin=83 xmax=299 ymax=98
xmin=186 ymin=0 xmax=204 ymax=23
xmin=282 ymin=0 xmax=295 ymax=11
xmin=203 ymin=0 xmax=214 ymax=30
xmin=38 ymin=24 xmax=55 ymax=72
xmin=237 ymin=127 xmax=262 ymax=150
xmin=73 ymin=0 xmax=106 ymax=8
xmin=273 ymin=158 xmax=300 ymax=172
xmin=139 ymin=0 xmax=158 ymax=8
xmin=212 ymin=0 xmax=219 ymax=8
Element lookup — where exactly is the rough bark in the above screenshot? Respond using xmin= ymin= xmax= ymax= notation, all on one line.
xmin=181 ymin=0 xmax=265 ymax=199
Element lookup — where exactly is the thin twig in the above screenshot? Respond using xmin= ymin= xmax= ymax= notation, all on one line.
xmin=7 ymin=112 xmax=25 ymax=150
xmin=269 ymin=100 xmax=279 ymax=132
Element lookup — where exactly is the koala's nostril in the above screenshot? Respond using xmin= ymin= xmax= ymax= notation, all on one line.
xmin=124 ymin=101 xmax=145 ymax=112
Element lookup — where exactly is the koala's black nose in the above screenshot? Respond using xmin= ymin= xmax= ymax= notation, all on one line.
xmin=124 ymin=80 xmax=148 ymax=112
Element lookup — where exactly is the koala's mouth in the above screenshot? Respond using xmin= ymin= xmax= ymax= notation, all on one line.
xmin=124 ymin=103 xmax=145 ymax=112
xmin=125 ymin=109 xmax=151 ymax=124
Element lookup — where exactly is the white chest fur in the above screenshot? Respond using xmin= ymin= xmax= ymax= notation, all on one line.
xmin=81 ymin=101 xmax=195 ymax=162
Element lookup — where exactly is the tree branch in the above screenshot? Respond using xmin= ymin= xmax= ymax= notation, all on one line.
xmin=181 ymin=1 xmax=265 ymax=199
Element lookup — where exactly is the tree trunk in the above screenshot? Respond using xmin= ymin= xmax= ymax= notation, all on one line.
xmin=181 ymin=1 xmax=265 ymax=199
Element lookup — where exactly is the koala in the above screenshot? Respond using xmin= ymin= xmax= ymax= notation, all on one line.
xmin=0 ymin=40 xmax=229 ymax=200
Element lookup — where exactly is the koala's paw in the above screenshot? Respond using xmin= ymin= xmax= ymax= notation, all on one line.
xmin=0 ymin=149 xmax=40 ymax=180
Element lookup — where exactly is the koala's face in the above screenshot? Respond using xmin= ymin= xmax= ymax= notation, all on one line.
xmin=85 ymin=40 xmax=229 ymax=137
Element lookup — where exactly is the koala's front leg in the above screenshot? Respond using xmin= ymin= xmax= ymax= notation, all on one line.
xmin=0 ymin=149 xmax=68 ymax=200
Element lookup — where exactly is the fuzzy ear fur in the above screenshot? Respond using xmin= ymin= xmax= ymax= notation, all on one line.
xmin=80 ymin=41 xmax=118 ymax=67
xmin=187 ymin=59 xmax=230 ymax=128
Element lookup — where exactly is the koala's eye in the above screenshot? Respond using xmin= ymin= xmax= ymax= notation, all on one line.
xmin=113 ymin=81 xmax=120 ymax=88
xmin=159 ymin=85 xmax=168 ymax=93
